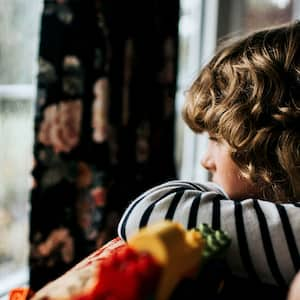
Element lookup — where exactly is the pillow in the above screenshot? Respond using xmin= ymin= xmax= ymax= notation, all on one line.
xmin=10 ymin=221 xmax=231 ymax=300
xmin=30 ymin=237 xmax=125 ymax=300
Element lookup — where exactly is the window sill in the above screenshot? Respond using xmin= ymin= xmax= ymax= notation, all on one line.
xmin=0 ymin=267 xmax=29 ymax=300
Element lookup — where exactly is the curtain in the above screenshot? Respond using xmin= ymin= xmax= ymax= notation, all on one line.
xmin=29 ymin=0 xmax=179 ymax=291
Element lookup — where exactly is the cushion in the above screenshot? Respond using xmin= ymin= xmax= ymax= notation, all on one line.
xmin=30 ymin=237 xmax=125 ymax=300
xmin=10 ymin=221 xmax=231 ymax=300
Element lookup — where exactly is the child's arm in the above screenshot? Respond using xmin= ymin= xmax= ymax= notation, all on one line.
xmin=118 ymin=180 xmax=300 ymax=287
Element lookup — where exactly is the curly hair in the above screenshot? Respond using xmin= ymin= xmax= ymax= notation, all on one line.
xmin=183 ymin=21 xmax=300 ymax=202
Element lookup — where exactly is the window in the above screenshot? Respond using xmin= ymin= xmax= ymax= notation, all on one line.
xmin=244 ymin=0 xmax=293 ymax=32
xmin=0 ymin=0 xmax=42 ymax=297
xmin=176 ymin=0 xmax=219 ymax=182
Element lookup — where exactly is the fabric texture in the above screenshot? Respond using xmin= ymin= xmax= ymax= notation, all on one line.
xmin=101 ymin=0 xmax=179 ymax=213
xmin=30 ymin=0 xmax=179 ymax=291
xmin=29 ymin=238 xmax=125 ymax=300
xmin=118 ymin=180 xmax=300 ymax=288
xmin=30 ymin=0 xmax=111 ymax=291
xmin=25 ymin=223 xmax=230 ymax=300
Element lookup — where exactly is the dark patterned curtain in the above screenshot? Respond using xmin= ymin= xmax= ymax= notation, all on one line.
xmin=29 ymin=0 xmax=179 ymax=291
xmin=104 ymin=0 xmax=179 ymax=214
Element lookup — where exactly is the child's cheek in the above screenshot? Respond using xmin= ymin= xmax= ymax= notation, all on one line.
xmin=288 ymin=271 xmax=300 ymax=300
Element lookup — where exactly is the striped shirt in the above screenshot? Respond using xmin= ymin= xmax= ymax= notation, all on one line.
xmin=117 ymin=180 xmax=300 ymax=287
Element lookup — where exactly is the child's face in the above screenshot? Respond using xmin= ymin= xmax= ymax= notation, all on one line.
xmin=201 ymin=134 xmax=259 ymax=200
xmin=288 ymin=271 xmax=300 ymax=300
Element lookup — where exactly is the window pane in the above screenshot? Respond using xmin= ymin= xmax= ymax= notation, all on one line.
xmin=0 ymin=0 xmax=42 ymax=84
xmin=244 ymin=0 xmax=293 ymax=31
xmin=0 ymin=98 xmax=34 ymax=293
xmin=0 ymin=0 xmax=41 ymax=294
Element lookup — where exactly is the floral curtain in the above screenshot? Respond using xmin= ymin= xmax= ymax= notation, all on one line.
xmin=29 ymin=0 xmax=179 ymax=291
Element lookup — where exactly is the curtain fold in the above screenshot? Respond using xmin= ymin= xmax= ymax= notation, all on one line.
xmin=29 ymin=0 xmax=179 ymax=290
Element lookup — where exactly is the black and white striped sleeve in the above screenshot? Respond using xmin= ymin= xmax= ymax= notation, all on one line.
xmin=117 ymin=180 xmax=300 ymax=287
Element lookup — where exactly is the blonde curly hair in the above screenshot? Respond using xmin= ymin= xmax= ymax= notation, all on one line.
xmin=183 ymin=21 xmax=300 ymax=202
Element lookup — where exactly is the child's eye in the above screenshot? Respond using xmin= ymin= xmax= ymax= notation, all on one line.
xmin=208 ymin=135 xmax=219 ymax=142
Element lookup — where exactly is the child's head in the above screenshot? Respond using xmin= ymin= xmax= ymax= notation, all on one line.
xmin=183 ymin=21 xmax=300 ymax=202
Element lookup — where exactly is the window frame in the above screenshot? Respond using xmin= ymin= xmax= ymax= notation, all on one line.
xmin=176 ymin=0 xmax=220 ymax=182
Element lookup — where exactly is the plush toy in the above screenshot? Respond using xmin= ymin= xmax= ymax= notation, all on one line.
xmin=10 ymin=221 xmax=230 ymax=300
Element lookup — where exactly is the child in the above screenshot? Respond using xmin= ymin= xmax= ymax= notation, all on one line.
xmin=118 ymin=20 xmax=300 ymax=293
xmin=289 ymin=271 xmax=300 ymax=300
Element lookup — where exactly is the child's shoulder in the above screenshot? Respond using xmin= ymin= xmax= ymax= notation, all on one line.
xmin=145 ymin=180 xmax=228 ymax=197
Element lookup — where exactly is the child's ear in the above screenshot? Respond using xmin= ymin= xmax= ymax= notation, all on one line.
xmin=288 ymin=271 xmax=300 ymax=300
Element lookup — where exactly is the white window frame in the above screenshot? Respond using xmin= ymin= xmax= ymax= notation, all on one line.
xmin=0 ymin=85 xmax=36 ymax=100
xmin=293 ymin=0 xmax=300 ymax=19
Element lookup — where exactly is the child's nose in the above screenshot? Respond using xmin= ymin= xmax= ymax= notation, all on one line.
xmin=201 ymin=153 xmax=215 ymax=171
